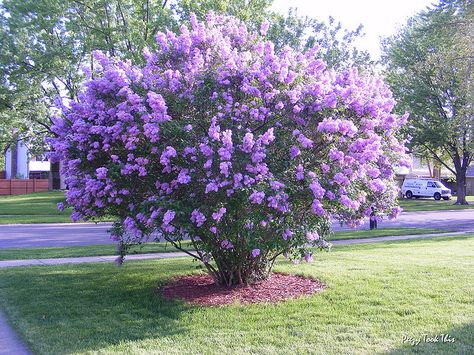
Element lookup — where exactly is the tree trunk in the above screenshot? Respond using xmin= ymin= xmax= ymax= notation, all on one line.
xmin=211 ymin=255 xmax=271 ymax=287
xmin=49 ymin=161 xmax=61 ymax=190
xmin=455 ymin=172 xmax=469 ymax=205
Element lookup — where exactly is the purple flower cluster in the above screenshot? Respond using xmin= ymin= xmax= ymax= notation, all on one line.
xmin=50 ymin=13 xmax=408 ymax=271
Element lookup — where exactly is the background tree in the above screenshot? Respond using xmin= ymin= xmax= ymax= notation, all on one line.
xmin=0 ymin=0 xmax=372 ymax=160
xmin=382 ymin=0 xmax=474 ymax=204
xmin=0 ymin=0 xmax=176 ymax=157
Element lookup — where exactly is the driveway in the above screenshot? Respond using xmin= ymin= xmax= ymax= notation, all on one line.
xmin=0 ymin=210 xmax=473 ymax=249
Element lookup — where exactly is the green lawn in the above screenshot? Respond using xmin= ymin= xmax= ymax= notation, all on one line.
xmin=0 ymin=215 xmax=75 ymax=224
xmin=0 ymin=241 xmax=194 ymax=261
xmin=0 ymin=191 xmax=114 ymax=224
xmin=0 ymin=191 xmax=68 ymax=215
xmin=399 ymin=195 xmax=474 ymax=212
xmin=0 ymin=228 xmax=448 ymax=261
xmin=329 ymin=227 xmax=448 ymax=241
xmin=0 ymin=236 xmax=472 ymax=354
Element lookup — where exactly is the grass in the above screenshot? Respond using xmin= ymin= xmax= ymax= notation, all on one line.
xmin=0 ymin=236 xmax=472 ymax=354
xmin=0 ymin=191 xmax=71 ymax=224
xmin=0 ymin=215 xmax=75 ymax=224
xmin=0 ymin=241 xmax=194 ymax=261
xmin=0 ymin=191 xmax=114 ymax=224
xmin=399 ymin=195 xmax=474 ymax=212
xmin=0 ymin=191 xmax=68 ymax=215
xmin=0 ymin=228 xmax=448 ymax=261
xmin=328 ymin=227 xmax=448 ymax=241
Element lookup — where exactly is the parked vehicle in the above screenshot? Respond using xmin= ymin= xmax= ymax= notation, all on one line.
xmin=401 ymin=178 xmax=452 ymax=200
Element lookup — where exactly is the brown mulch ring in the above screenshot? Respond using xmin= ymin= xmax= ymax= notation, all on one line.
xmin=160 ymin=272 xmax=326 ymax=306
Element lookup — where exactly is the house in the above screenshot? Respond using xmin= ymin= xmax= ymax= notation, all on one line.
xmin=4 ymin=139 xmax=50 ymax=179
xmin=466 ymin=165 xmax=474 ymax=195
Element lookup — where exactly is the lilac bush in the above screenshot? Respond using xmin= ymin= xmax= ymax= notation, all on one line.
xmin=50 ymin=13 xmax=409 ymax=286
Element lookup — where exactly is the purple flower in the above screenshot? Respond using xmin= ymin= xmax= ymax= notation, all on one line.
xmin=309 ymin=180 xmax=325 ymax=198
xmin=249 ymin=191 xmax=265 ymax=204
xmin=282 ymin=229 xmax=293 ymax=240
xmin=160 ymin=146 xmax=177 ymax=166
xmin=208 ymin=118 xmax=220 ymax=140
xmin=57 ymin=202 xmax=65 ymax=212
xmin=251 ymin=248 xmax=261 ymax=258
xmin=290 ymin=145 xmax=301 ymax=160
xmin=368 ymin=178 xmax=386 ymax=193
xmin=162 ymin=210 xmax=175 ymax=225
xmin=221 ymin=239 xmax=233 ymax=249
xmin=242 ymin=132 xmax=254 ymax=152
xmin=191 ymin=209 xmax=206 ymax=227
xmin=177 ymin=170 xmax=191 ymax=184
xmin=205 ymin=182 xmax=219 ymax=194
xmin=306 ymin=231 xmax=319 ymax=241
xmin=95 ymin=167 xmax=108 ymax=180
xmin=260 ymin=20 xmax=269 ymax=36
xmin=219 ymin=162 xmax=231 ymax=177
xmin=298 ymin=134 xmax=313 ymax=148
xmin=212 ymin=207 xmax=227 ymax=222
xmin=259 ymin=128 xmax=275 ymax=145
xmin=389 ymin=206 xmax=403 ymax=220
xmin=296 ymin=164 xmax=304 ymax=180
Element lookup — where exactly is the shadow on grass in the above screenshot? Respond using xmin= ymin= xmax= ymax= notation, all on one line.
xmin=387 ymin=322 xmax=474 ymax=354
xmin=0 ymin=259 xmax=202 ymax=354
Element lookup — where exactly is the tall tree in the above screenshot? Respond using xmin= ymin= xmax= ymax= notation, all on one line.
xmin=0 ymin=0 xmax=175 ymax=154
xmin=0 ymin=0 xmax=372 ymax=159
xmin=382 ymin=0 xmax=474 ymax=204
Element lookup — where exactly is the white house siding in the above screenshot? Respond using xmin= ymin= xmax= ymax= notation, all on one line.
xmin=16 ymin=141 xmax=29 ymax=179
xmin=4 ymin=148 xmax=12 ymax=179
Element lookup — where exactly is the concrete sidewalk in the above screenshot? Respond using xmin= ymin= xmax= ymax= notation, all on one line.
xmin=0 ymin=231 xmax=469 ymax=269
xmin=0 ymin=251 xmax=191 ymax=268
xmin=0 ymin=311 xmax=31 ymax=355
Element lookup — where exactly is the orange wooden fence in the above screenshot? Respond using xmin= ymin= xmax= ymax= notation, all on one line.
xmin=0 ymin=179 xmax=49 ymax=195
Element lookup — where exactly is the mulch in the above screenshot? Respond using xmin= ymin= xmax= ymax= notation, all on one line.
xmin=160 ymin=272 xmax=326 ymax=306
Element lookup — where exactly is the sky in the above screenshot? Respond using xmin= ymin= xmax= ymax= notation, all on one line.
xmin=271 ymin=0 xmax=436 ymax=59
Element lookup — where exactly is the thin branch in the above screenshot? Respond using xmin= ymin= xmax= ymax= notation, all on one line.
xmin=422 ymin=143 xmax=457 ymax=175
xmin=144 ymin=0 xmax=149 ymax=42
xmin=163 ymin=236 xmax=201 ymax=260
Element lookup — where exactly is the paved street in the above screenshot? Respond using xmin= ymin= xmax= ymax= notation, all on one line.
xmin=0 ymin=209 xmax=473 ymax=249
xmin=335 ymin=209 xmax=474 ymax=232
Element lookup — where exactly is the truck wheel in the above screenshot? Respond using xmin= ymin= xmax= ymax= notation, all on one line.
xmin=406 ymin=191 xmax=413 ymax=199
xmin=434 ymin=192 xmax=441 ymax=200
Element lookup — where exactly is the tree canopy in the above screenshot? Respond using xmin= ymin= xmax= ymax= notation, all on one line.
xmin=382 ymin=0 xmax=474 ymax=204
xmin=0 ymin=0 xmax=372 ymax=160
